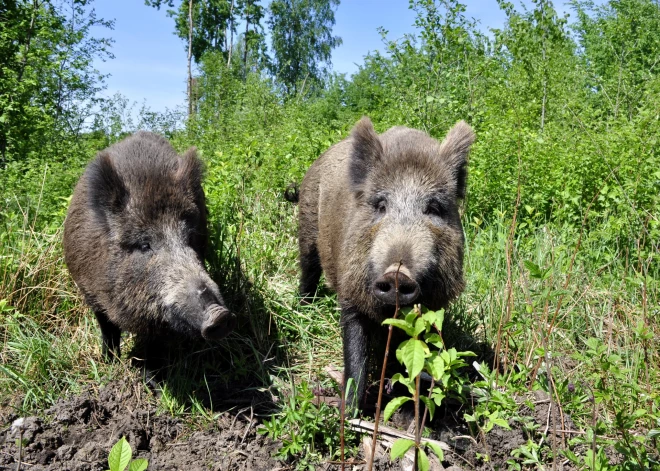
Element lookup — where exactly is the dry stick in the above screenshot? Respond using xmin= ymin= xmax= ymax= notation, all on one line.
xmin=413 ymin=370 xmax=422 ymax=470
xmin=366 ymin=262 xmax=403 ymax=471
xmin=340 ymin=381 xmax=346 ymax=471
xmin=16 ymin=428 xmax=23 ymax=471
xmin=494 ymin=114 xmax=523 ymax=378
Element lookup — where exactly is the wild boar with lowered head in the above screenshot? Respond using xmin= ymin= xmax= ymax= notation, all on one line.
xmin=63 ymin=131 xmax=235 ymax=359
xmin=293 ymin=117 xmax=475 ymax=408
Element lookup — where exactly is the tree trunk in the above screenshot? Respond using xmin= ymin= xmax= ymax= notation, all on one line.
xmin=187 ymin=0 xmax=194 ymax=117
xmin=227 ymin=0 xmax=234 ymax=66
xmin=242 ymin=5 xmax=250 ymax=78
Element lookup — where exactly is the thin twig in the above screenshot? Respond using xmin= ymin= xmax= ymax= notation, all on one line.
xmin=16 ymin=429 xmax=23 ymax=471
xmin=367 ymin=262 xmax=402 ymax=471
xmin=413 ymin=370 xmax=421 ymax=470
xmin=340 ymin=381 xmax=345 ymax=471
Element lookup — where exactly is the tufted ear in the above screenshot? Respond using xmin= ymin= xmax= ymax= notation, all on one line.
xmin=349 ymin=116 xmax=383 ymax=190
xmin=176 ymin=147 xmax=204 ymax=189
xmin=437 ymin=120 xmax=475 ymax=200
xmin=90 ymin=151 xmax=128 ymax=214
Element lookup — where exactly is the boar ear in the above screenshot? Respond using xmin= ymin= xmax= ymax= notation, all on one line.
xmin=176 ymin=147 xmax=204 ymax=188
xmin=350 ymin=116 xmax=383 ymax=189
xmin=91 ymin=152 xmax=128 ymax=214
xmin=438 ymin=120 xmax=475 ymax=200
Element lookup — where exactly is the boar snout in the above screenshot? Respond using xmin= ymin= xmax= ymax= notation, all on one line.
xmin=373 ymin=265 xmax=420 ymax=305
xmin=201 ymin=304 xmax=236 ymax=340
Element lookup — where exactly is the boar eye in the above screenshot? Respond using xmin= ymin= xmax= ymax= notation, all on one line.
xmin=374 ymin=198 xmax=387 ymax=215
xmin=137 ymin=242 xmax=151 ymax=253
xmin=424 ymin=200 xmax=446 ymax=219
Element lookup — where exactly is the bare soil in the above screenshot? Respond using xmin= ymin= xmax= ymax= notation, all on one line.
xmin=0 ymin=381 xmax=578 ymax=471
xmin=0 ymin=379 xmax=281 ymax=471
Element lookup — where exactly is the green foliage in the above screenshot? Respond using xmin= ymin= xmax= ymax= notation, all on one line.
xmin=383 ymin=306 xmax=476 ymax=466
xmin=0 ymin=0 xmax=112 ymax=165
xmin=106 ymin=437 xmax=148 ymax=471
xmin=258 ymin=380 xmax=349 ymax=469
xmin=267 ymin=0 xmax=342 ymax=96
xmin=145 ymin=0 xmax=266 ymax=67
xmin=560 ymin=338 xmax=660 ymax=470
xmin=0 ymin=0 xmax=659 ymax=469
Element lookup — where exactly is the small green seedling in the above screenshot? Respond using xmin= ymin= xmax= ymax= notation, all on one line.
xmin=382 ymin=306 xmax=476 ymax=470
xmin=106 ymin=437 xmax=148 ymax=471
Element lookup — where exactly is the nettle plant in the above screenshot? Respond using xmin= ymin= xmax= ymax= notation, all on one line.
xmin=382 ymin=306 xmax=475 ymax=469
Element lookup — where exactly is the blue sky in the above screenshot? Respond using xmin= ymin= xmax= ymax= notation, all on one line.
xmin=90 ymin=0 xmax=573 ymax=113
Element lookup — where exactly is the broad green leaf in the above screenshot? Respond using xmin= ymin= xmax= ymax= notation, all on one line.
xmin=413 ymin=317 xmax=426 ymax=336
xmin=425 ymin=441 xmax=445 ymax=461
xmin=401 ymin=339 xmax=428 ymax=378
xmin=383 ymin=318 xmax=415 ymax=336
xmin=405 ymin=310 xmax=418 ymax=326
xmin=524 ymin=260 xmax=542 ymax=278
xmin=425 ymin=333 xmax=443 ymax=348
xmin=631 ymin=409 xmax=647 ymax=419
xmin=491 ymin=417 xmax=511 ymax=430
xmin=431 ymin=388 xmax=446 ymax=406
xmin=423 ymin=309 xmax=444 ymax=330
xmin=426 ymin=354 xmax=445 ymax=380
xmin=390 ymin=373 xmax=404 ymax=386
xmin=383 ymin=396 xmax=411 ymax=423
xmin=419 ymin=395 xmax=435 ymax=420
xmin=396 ymin=339 xmax=409 ymax=364
xmin=108 ymin=437 xmax=132 ymax=471
xmin=457 ymin=351 xmax=477 ymax=358
xmin=417 ymin=448 xmax=430 ymax=471
xmin=128 ymin=459 xmax=148 ymax=471
xmin=390 ymin=439 xmax=415 ymax=459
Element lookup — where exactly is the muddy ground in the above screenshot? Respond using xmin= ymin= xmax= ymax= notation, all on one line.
xmin=0 ymin=379 xmax=579 ymax=470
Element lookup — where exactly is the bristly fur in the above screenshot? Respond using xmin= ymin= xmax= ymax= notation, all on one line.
xmin=294 ymin=117 xmax=475 ymax=408
xmin=63 ymin=131 xmax=231 ymax=359
xmin=349 ymin=117 xmax=383 ymax=190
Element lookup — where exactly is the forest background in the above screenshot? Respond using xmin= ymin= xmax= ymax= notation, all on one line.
xmin=0 ymin=0 xmax=659 ymax=468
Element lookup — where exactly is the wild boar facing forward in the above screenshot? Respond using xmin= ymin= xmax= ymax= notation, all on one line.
xmin=63 ymin=131 xmax=235 ymax=359
xmin=294 ymin=117 xmax=475 ymax=408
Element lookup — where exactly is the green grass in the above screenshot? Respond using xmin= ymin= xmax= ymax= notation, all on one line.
xmin=0 ymin=153 xmax=657 ymax=469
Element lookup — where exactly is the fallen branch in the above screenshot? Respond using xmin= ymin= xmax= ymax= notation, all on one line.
xmin=347 ymin=418 xmax=450 ymax=451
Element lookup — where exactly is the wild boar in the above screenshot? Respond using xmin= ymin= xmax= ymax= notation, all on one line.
xmin=63 ymin=131 xmax=235 ymax=360
xmin=293 ymin=117 xmax=475 ymax=408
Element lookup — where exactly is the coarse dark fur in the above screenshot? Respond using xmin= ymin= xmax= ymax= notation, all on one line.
xmin=63 ymin=131 xmax=235 ymax=360
xmin=294 ymin=117 xmax=475 ymax=408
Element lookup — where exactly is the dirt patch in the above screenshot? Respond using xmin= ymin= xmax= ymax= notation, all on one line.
xmin=0 ymin=380 xmax=281 ymax=471
xmin=1 ymin=379 xmax=582 ymax=471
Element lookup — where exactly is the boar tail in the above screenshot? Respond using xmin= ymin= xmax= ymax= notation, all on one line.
xmin=284 ymin=183 xmax=300 ymax=203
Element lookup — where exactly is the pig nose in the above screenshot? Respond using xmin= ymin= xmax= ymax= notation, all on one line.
xmin=373 ymin=271 xmax=420 ymax=305
xmin=201 ymin=304 xmax=236 ymax=340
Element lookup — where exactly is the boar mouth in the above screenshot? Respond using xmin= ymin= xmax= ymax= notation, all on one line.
xmin=201 ymin=305 xmax=236 ymax=340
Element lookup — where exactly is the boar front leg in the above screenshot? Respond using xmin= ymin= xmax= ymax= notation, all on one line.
xmin=93 ymin=309 xmax=121 ymax=359
xmin=299 ymin=241 xmax=322 ymax=303
xmin=340 ymin=305 xmax=370 ymax=410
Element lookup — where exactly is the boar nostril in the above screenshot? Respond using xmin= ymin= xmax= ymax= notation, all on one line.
xmin=201 ymin=305 xmax=236 ymax=340
xmin=375 ymin=281 xmax=391 ymax=293
xmin=373 ymin=271 xmax=420 ymax=305
xmin=399 ymin=284 xmax=416 ymax=296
